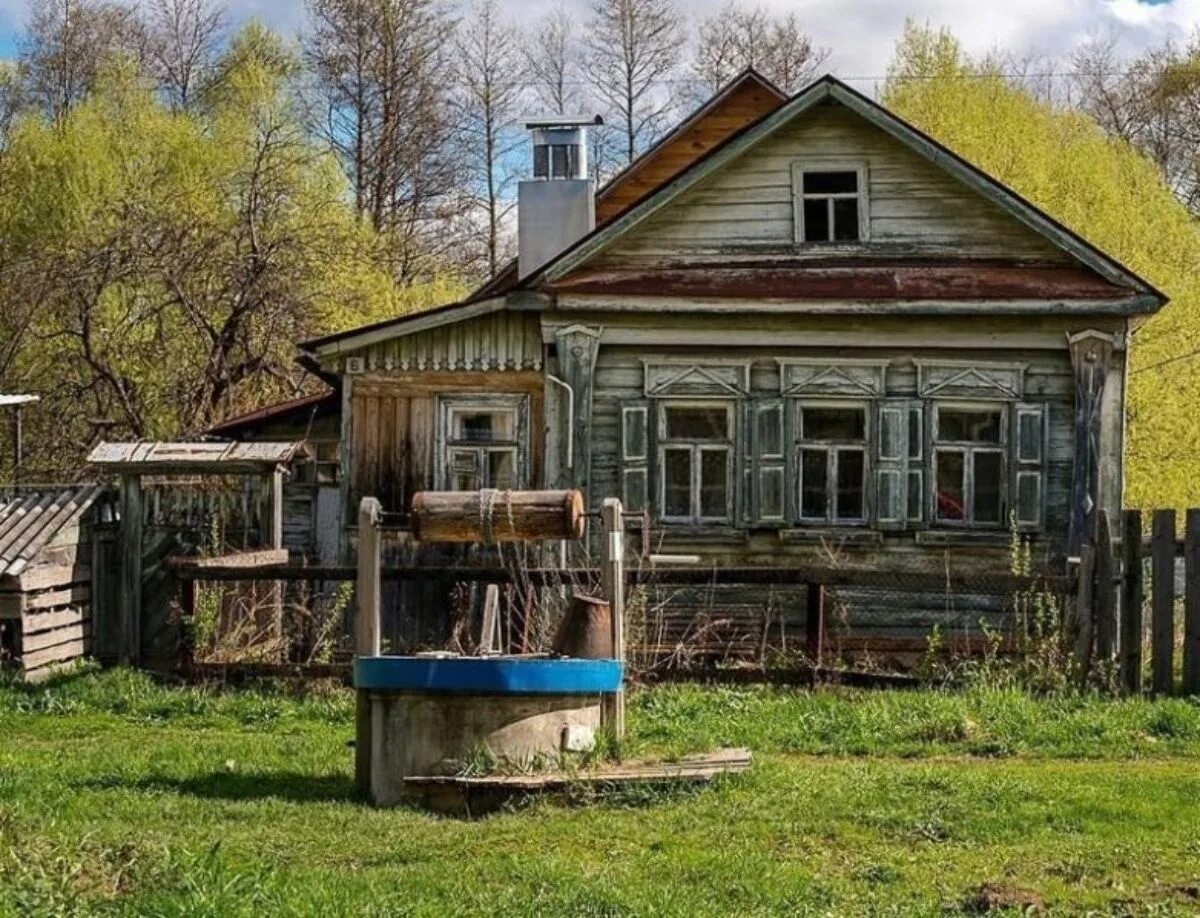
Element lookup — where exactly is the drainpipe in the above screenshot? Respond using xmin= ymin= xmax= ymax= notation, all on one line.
xmin=547 ymin=375 xmax=574 ymax=472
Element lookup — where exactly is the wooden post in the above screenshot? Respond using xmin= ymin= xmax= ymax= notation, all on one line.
xmin=1151 ymin=509 xmax=1176 ymax=695
xmin=1120 ymin=509 xmax=1144 ymax=694
xmin=268 ymin=468 xmax=285 ymax=660
xmin=1184 ymin=509 xmax=1200 ymax=696
xmin=1073 ymin=544 xmax=1096 ymax=685
xmin=479 ymin=584 xmax=501 ymax=654
xmin=1095 ymin=511 xmax=1116 ymax=665
xmin=806 ymin=582 xmax=825 ymax=669
xmin=118 ymin=474 xmax=143 ymax=666
xmin=600 ymin=498 xmax=625 ymax=739
xmin=355 ymin=496 xmax=382 ymax=797
xmin=1066 ymin=331 xmax=1115 ymax=558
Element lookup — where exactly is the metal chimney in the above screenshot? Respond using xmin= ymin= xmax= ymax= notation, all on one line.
xmin=518 ymin=115 xmax=602 ymax=279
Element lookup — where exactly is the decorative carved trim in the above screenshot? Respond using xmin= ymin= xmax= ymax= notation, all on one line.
xmin=643 ymin=360 xmax=751 ymax=398
xmin=778 ymin=359 xmax=887 ymax=397
xmin=915 ymin=360 xmax=1025 ymax=399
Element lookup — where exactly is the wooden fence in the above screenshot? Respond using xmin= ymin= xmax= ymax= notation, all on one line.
xmin=1078 ymin=508 xmax=1200 ymax=696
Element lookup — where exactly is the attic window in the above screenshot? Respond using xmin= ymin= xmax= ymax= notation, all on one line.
xmin=792 ymin=163 xmax=868 ymax=244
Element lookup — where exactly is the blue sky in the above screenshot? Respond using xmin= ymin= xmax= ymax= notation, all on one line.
xmin=0 ymin=0 xmax=1194 ymax=80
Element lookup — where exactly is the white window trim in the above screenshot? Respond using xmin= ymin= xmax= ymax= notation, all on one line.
xmin=931 ymin=401 xmax=1008 ymax=529
xmin=436 ymin=394 xmax=530 ymax=491
xmin=791 ymin=159 xmax=871 ymax=246
xmin=657 ymin=400 xmax=735 ymax=525
xmin=795 ymin=400 xmax=870 ymax=526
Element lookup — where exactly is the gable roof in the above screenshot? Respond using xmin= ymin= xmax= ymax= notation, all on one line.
xmin=595 ymin=68 xmax=787 ymax=225
xmin=533 ymin=75 xmax=1165 ymax=306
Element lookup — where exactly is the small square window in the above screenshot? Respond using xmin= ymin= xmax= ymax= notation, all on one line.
xmin=795 ymin=165 xmax=865 ymax=244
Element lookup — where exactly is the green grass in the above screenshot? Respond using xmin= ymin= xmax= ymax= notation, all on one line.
xmin=2 ymin=668 xmax=1199 ymax=915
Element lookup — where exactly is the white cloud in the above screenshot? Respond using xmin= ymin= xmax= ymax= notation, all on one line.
xmin=2 ymin=0 xmax=1197 ymax=80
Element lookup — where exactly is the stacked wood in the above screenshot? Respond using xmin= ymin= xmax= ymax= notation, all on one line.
xmin=410 ymin=489 xmax=585 ymax=544
xmin=0 ymin=547 xmax=93 ymax=683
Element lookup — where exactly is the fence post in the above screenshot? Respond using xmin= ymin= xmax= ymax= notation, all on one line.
xmin=600 ymin=498 xmax=626 ymax=739
xmin=1184 ymin=509 xmax=1200 ymax=695
xmin=118 ymin=474 xmax=143 ymax=667
xmin=1095 ymin=511 xmax=1116 ymax=667
xmin=355 ymin=496 xmax=382 ymax=797
xmin=806 ymin=582 xmax=825 ymax=670
xmin=1151 ymin=509 xmax=1176 ymax=695
xmin=1073 ymin=544 xmax=1096 ymax=685
xmin=1120 ymin=509 xmax=1143 ymax=694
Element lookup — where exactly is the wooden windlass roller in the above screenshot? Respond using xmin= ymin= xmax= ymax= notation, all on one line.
xmin=410 ymin=489 xmax=586 ymax=544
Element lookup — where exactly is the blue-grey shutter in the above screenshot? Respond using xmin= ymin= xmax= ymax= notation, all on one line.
xmin=620 ymin=402 xmax=650 ymax=513
xmin=874 ymin=399 xmax=924 ymax=530
xmin=749 ymin=399 xmax=786 ymax=525
xmin=1011 ymin=402 xmax=1046 ymax=532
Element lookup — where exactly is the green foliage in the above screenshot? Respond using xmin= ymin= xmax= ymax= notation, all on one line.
xmin=2 ymin=672 xmax=1200 ymax=913
xmin=0 ymin=24 xmax=463 ymax=478
xmin=883 ymin=22 xmax=1200 ymax=511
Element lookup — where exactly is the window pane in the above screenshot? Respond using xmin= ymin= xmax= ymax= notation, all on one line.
xmin=623 ymin=407 xmax=647 ymax=460
xmin=664 ymin=448 xmax=692 ymax=517
xmin=450 ymin=449 xmax=479 ymax=491
xmin=935 ymin=449 xmax=965 ymax=521
xmin=487 ymin=450 xmax=517 ymax=490
xmin=800 ymin=448 xmax=828 ymax=519
xmin=665 ymin=406 xmax=728 ymax=440
xmin=803 ymin=406 xmax=865 ymax=442
xmin=1017 ymin=410 xmax=1042 ymax=462
xmin=832 ymin=198 xmax=860 ymax=241
xmin=700 ymin=450 xmax=728 ymax=518
xmin=938 ymin=408 xmax=1002 ymax=444
xmin=803 ymin=170 xmax=857 ymax=194
xmin=836 ymin=449 xmax=865 ymax=520
xmin=973 ymin=451 xmax=1003 ymax=524
xmin=453 ymin=409 xmax=515 ymax=442
xmin=757 ymin=405 xmax=783 ymax=457
xmin=803 ymin=198 xmax=829 ymax=242
xmin=760 ymin=467 xmax=784 ymax=520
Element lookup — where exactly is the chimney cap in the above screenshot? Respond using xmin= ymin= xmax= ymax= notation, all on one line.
xmin=524 ymin=114 xmax=604 ymax=130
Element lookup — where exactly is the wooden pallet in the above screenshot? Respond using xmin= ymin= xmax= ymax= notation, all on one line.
xmin=399 ymin=747 xmax=752 ymax=816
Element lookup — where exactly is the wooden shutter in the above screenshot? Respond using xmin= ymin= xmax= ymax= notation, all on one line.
xmin=749 ymin=399 xmax=786 ymax=525
xmin=1011 ymin=402 xmax=1047 ymax=532
xmin=620 ymin=402 xmax=650 ymax=513
xmin=874 ymin=399 xmax=924 ymax=530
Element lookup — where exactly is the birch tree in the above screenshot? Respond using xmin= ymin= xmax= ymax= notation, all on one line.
xmin=523 ymin=8 xmax=577 ymax=116
xmin=584 ymin=0 xmax=684 ymax=165
xmin=693 ymin=2 xmax=828 ymax=96
xmin=144 ymin=0 xmax=226 ymax=110
xmin=452 ymin=0 xmax=525 ymax=277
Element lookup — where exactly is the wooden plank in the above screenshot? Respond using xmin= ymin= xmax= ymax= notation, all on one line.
xmin=1121 ymin=509 xmax=1144 ymax=694
xmin=20 ymin=636 xmax=87 ymax=671
xmin=1073 ymin=544 xmax=1096 ymax=684
xmin=600 ymin=498 xmax=626 ymax=738
xmin=355 ymin=496 xmax=382 ymax=798
xmin=1151 ymin=509 xmax=1176 ymax=695
xmin=20 ymin=620 xmax=91 ymax=654
xmin=1095 ymin=511 xmax=1117 ymax=664
xmin=1185 ymin=509 xmax=1200 ymax=695
xmin=479 ymin=584 xmax=501 ymax=653
xmin=117 ymin=474 xmax=143 ymax=665
xmin=23 ymin=584 xmax=90 ymax=612
xmin=15 ymin=562 xmax=89 ymax=593
xmin=21 ymin=606 xmax=87 ymax=634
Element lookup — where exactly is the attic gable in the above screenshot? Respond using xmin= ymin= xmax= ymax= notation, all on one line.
xmin=535 ymin=76 xmax=1163 ymax=309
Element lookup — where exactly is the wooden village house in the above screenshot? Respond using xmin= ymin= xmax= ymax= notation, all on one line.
xmin=213 ymin=72 xmax=1167 ymax=662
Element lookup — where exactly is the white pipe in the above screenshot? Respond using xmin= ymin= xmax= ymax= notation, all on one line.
xmin=547 ymin=374 xmax=574 ymax=471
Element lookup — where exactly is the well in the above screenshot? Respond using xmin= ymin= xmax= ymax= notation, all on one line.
xmin=355 ymin=655 xmax=622 ymax=806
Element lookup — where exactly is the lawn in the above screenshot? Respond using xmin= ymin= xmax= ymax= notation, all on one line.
xmin=2 ymin=669 xmax=1199 ymax=916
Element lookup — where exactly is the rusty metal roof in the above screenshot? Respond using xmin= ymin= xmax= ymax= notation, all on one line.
xmin=206 ymin=390 xmax=338 ymax=437
xmin=88 ymin=441 xmax=307 ymax=473
xmin=0 ymin=484 xmax=106 ymax=580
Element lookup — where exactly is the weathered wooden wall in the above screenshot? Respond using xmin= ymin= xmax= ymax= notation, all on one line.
xmin=601 ymin=103 xmax=1068 ymax=262
xmin=345 ymin=370 xmax=546 ymax=518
